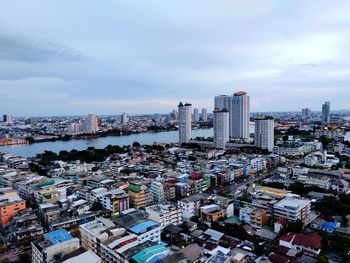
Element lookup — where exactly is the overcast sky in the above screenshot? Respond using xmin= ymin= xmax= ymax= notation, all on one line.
xmin=0 ymin=1 xmax=349 ymax=116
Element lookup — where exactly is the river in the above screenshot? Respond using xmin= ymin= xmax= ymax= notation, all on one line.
xmin=0 ymin=123 xmax=255 ymax=158
xmin=0 ymin=128 xmax=214 ymax=158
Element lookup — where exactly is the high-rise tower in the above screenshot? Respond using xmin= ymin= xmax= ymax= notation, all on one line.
xmin=178 ymin=102 xmax=192 ymax=143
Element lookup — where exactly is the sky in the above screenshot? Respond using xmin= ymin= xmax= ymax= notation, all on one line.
xmin=0 ymin=0 xmax=350 ymax=116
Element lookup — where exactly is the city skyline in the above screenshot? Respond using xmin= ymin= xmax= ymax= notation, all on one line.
xmin=1 ymin=1 xmax=350 ymax=115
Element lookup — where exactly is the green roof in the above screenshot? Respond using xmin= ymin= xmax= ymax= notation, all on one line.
xmin=36 ymin=180 xmax=55 ymax=188
xmin=128 ymin=185 xmax=142 ymax=192
xmin=132 ymin=245 xmax=169 ymax=263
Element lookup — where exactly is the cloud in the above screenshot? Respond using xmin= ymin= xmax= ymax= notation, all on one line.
xmin=0 ymin=0 xmax=350 ymax=115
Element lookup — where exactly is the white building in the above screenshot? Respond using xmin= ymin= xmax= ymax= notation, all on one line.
xmin=68 ymin=123 xmax=83 ymax=135
xmin=193 ymin=108 xmax=200 ymax=122
xmin=213 ymin=109 xmax=230 ymax=149
xmin=84 ymin=113 xmax=98 ymax=133
xmin=274 ymin=197 xmax=311 ymax=222
xmin=32 ymin=229 xmax=80 ymax=263
xmin=228 ymin=91 xmax=250 ymax=139
xmin=121 ymin=112 xmax=129 ymax=125
xmin=146 ymin=204 xmax=183 ymax=229
xmin=178 ymin=102 xmax=192 ymax=143
xmin=201 ymin=108 xmax=208 ymax=121
xmin=98 ymin=189 xmax=130 ymax=216
xmin=254 ymin=116 xmax=274 ymax=152
xmin=3 ymin=114 xmax=13 ymax=124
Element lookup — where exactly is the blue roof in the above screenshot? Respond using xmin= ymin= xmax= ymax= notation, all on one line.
xmin=129 ymin=220 xmax=158 ymax=234
xmin=45 ymin=229 xmax=73 ymax=245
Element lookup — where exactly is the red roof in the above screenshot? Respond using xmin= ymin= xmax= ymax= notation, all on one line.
xmin=280 ymin=233 xmax=322 ymax=250
xmin=269 ymin=253 xmax=290 ymax=263
xmin=191 ymin=173 xmax=203 ymax=180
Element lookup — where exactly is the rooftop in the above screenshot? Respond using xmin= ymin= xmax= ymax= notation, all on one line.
xmin=44 ymin=229 xmax=73 ymax=245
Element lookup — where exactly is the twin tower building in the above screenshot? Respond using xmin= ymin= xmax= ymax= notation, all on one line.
xmin=178 ymin=91 xmax=274 ymax=151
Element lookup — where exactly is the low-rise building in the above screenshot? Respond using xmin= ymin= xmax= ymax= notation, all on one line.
xmin=274 ymin=197 xmax=311 ymax=223
xmin=145 ymin=203 xmax=183 ymax=229
xmin=32 ymin=229 xmax=80 ymax=263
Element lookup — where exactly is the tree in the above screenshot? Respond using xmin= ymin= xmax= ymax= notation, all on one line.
xmin=279 ymin=220 xmax=304 ymax=236
xmin=132 ymin=141 xmax=141 ymax=148
xmin=90 ymin=201 xmax=103 ymax=211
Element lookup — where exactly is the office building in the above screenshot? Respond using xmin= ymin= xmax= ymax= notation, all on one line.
xmin=322 ymin=101 xmax=331 ymax=125
xmin=254 ymin=116 xmax=274 ymax=152
xmin=228 ymin=91 xmax=250 ymax=139
xmin=193 ymin=108 xmax=200 ymax=122
xmin=84 ymin=113 xmax=98 ymax=133
xmin=121 ymin=112 xmax=129 ymax=125
xmin=201 ymin=108 xmax=208 ymax=121
xmin=178 ymin=102 xmax=192 ymax=143
xmin=213 ymin=109 xmax=229 ymax=149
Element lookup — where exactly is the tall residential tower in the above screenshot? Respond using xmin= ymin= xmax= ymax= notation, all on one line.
xmin=228 ymin=91 xmax=250 ymax=139
xmin=322 ymin=101 xmax=331 ymax=125
xmin=213 ymin=109 xmax=230 ymax=149
xmin=254 ymin=116 xmax=274 ymax=152
xmin=178 ymin=102 xmax=192 ymax=143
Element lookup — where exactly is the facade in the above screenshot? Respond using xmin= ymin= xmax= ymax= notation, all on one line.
xmin=178 ymin=102 xmax=192 ymax=143
xmin=150 ymin=181 xmax=165 ymax=204
xmin=254 ymin=116 xmax=274 ymax=152
xmin=193 ymin=108 xmax=200 ymax=122
xmin=3 ymin=114 xmax=13 ymax=124
xmin=200 ymin=204 xmax=225 ymax=224
xmin=213 ymin=109 xmax=230 ymax=149
xmin=32 ymin=229 xmax=80 ymax=263
xmin=145 ymin=204 xmax=183 ymax=229
xmin=128 ymin=185 xmax=152 ymax=209
xmin=98 ymin=189 xmax=130 ymax=216
xmin=274 ymin=197 xmax=311 ymax=222
xmin=0 ymin=188 xmax=26 ymax=226
xmin=121 ymin=112 xmax=129 ymax=125
xmin=322 ymin=101 xmax=331 ymax=125
xmin=214 ymin=95 xmax=229 ymax=111
xmin=228 ymin=91 xmax=250 ymax=139
xmin=201 ymin=108 xmax=208 ymax=121
xmin=84 ymin=113 xmax=98 ymax=133
xmin=279 ymin=233 xmax=322 ymax=255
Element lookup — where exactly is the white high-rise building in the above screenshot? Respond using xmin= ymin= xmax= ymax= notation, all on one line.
xmin=201 ymin=108 xmax=208 ymax=121
xmin=121 ymin=112 xmax=129 ymax=125
xmin=68 ymin=123 xmax=83 ymax=135
xmin=213 ymin=109 xmax=230 ymax=149
xmin=228 ymin=91 xmax=250 ymax=139
xmin=214 ymin=95 xmax=229 ymax=111
xmin=193 ymin=108 xmax=200 ymax=122
xmin=3 ymin=114 xmax=13 ymax=124
xmin=84 ymin=113 xmax=98 ymax=133
xmin=322 ymin=101 xmax=331 ymax=125
xmin=302 ymin=108 xmax=311 ymax=118
xmin=178 ymin=102 xmax=192 ymax=143
xmin=254 ymin=116 xmax=274 ymax=152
